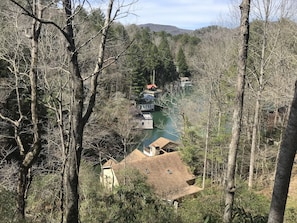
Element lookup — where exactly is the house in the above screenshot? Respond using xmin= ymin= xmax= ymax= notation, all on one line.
xmin=180 ymin=77 xmax=192 ymax=88
xmin=137 ymin=93 xmax=155 ymax=112
xmin=134 ymin=112 xmax=153 ymax=130
xmin=100 ymin=158 xmax=119 ymax=191
xmin=147 ymin=84 xmax=158 ymax=90
xmin=137 ymin=103 xmax=155 ymax=112
xmin=136 ymin=83 xmax=163 ymax=112
xmin=143 ymin=83 xmax=162 ymax=98
xmin=101 ymin=146 xmax=201 ymax=202
xmin=262 ymin=105 xmax=288 ymax=144
xmin=143 ymin=137 xmax=179 ymax=156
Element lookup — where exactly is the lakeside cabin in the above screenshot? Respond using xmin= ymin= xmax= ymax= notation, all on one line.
xmin=100 ymin=137 xmax=202 ymax=205
xmin=134 ymin=112 xmax=153 ymax=130
xmin=136 ymin=84 xmax=162 ymax=112
xmin=143 ymin=84 xmax=163 ymax=98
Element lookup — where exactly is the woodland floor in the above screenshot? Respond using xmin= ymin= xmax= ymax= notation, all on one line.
xmin=259 ymin=166 xmax=297 ymax=211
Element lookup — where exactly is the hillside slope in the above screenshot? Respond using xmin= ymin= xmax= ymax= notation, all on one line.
xmin=138 ymin=23 xmax=193 ymax=35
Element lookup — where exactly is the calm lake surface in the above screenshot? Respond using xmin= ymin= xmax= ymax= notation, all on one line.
xmin=141 ymin=109 xmax=180 ymax=148
xmin=139 ymin=88 xmax=194 ymax=149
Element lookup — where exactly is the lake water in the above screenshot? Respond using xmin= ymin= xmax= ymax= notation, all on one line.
xmin=141 ymin=109 xmax=181 ymax=148
xmin=139 ymin=88 xmax=193 ymax=149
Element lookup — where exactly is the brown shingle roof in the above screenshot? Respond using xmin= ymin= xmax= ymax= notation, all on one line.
xmin=149 ymin=137 xmax=179 ymax=149
xmin=120 ymin=149 xmax=146 ymax=163
xmin=111 ymin=150 xmax=201 ymax=200
xmin=102 ymin=158 xmax=118 ymax=167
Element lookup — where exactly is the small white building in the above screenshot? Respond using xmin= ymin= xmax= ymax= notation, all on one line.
xmin=135 ymin=112 xmax=153 ymax=130
xmin=180 ymin=77 xmax=192 ymax=88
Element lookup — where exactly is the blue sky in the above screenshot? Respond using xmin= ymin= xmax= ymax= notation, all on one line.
xmin=118 ymin=0 xmax=233 ymax=30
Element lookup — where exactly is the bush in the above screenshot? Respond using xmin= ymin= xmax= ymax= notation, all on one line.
xmin=232 ymin=206 xmax=268 ymax=223
xmin=26 ymin=173 xmax=61 ymax=223
xmin=80 ymin=166 xmax=180 ymax=223
xmin=178 ymin=183 xmax=270 ymax=223
xmin=178 ymin=187 xmax=224 ymax=223
xmin=233 ymin=183 xmax=270 ymax=219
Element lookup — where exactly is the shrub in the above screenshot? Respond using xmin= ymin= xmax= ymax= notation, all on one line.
xmin=80 ymin=166 xmax=180 ymax=223
xmin=178 ymin=183 xmax=270 ymax=223
xmin=26 ymin=173 xmax=60 ymax=223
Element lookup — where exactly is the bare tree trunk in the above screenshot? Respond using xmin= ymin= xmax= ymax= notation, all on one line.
xmin=223 ymin=0 xmax=251 ymax=222
xmin=61 ymin=0 xmax=84 ymax=221
xmin=268 ymin=81 xmax=297 ymax=222
xmin=61 ymin=1 xmax=114 ymax=222
xmin=248 ymin=0 xmax=269 ymax=190
xmin=202 ymin=86 xmax=212 ymax=189
xmin=15 ymin=0 xmax=42 ymax=219
xmin=248 ymin=90 xmax=261 ymax=189
xmin=16 ymin=167 xmax=28 ymax=218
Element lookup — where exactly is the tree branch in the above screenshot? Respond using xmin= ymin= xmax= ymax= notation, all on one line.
xmin=9 ymin=0 xmax=72 ymax=44
xmin=0 ymin=113 xmax=19 ymax=127
xmin=81 ymin=0 xmax=114 ymax=126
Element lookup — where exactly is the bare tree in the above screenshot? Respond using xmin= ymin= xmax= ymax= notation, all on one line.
xmin=247 ymin=0 xmax=297 ymax=190
xmin=192 ymin=25 xmax=239 ymax=184
xmin=5 ymin=0 xmax=134 ymax=222
xmin=248 ymin=0 xmax=270 ymax=190
xmin=223 ymin=0 xmax=251 ymax=222
xmin=0 ymin=0 xmax=43 ymax=219
xmin=58 ymin=1 xmax=116 ymax=222
xmin=202 ymin=83 xmax=212 ymax=189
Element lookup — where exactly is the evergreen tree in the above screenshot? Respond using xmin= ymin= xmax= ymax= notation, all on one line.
xmin=88 ymin=8 xmax=105 ymax=31
xmin=176 ymin=47 xmax=191 ymax=77
xmin=125 ymin=28 xmax=163 ymax=94
xmin=147 ymin=44 xmax=162 ymax=84
xmin=158 ymin=32 xmax=178 ymax=86
xmin=138 ymin=28 xmax=156 ymax=83
xmin=125 ymin=44 xmax=146 ymax=96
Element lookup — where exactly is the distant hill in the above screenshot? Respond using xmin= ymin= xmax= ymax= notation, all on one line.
xmin=138 ymin=23 xmax=193 ymax=35
xmin=192 ymin=25 xmax=228 ymax=36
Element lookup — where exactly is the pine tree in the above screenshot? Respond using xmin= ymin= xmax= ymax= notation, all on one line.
xmin=158 ymin=32 xmax=177 ymax=86
xmin=176 ymin=47 xmax=190 ymax=77
xmin=125 ymin=44 xmax=146 ymax=96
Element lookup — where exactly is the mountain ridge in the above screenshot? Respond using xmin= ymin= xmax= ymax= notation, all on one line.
xmin=138 ymin=23 xmax=193 ymax=35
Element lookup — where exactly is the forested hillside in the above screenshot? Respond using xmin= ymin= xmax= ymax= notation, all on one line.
xmin=1 ymin=0 xmax=297 ymax=222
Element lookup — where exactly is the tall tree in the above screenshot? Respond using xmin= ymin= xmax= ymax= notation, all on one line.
xmin=192 ymin=25 xmax=237 ymax=185
xmin=158 ymin=32 xmax=177 ymax=86
xmin=60 ymin=1 xmax=115 ymax=222
xmin=223 ymin=0 xmax=251 ymax=222
xmin=268 ymin=81 xmax=297 ymax=223
xmin=0 ymin=0 xmax=43 ymax=219
xmin=202 ymin=84 xmax=212 ymax=189
xmin=248 ymin=0 xmax=270 ymax=190
xmin=124 ymin=27 xmax=158 ymax=94
xmin=176 ymin=47 xmax=190 ymax=77
xmin=126 ymin=44 xmax=147 ymax=95
xmin=7 ymin=0 xmax=133 ymax=222
xmin=247 ymin=0 xmax=295 ymax=190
